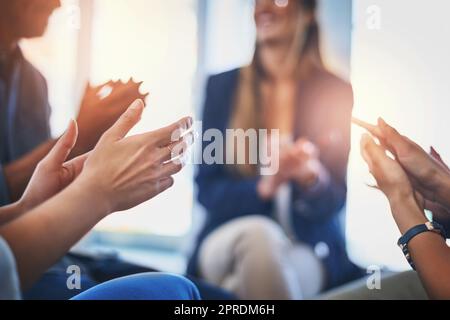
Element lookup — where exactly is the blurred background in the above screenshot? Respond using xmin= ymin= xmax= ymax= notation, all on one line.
xmin=20 ymin=0 xmax=450 ymax=273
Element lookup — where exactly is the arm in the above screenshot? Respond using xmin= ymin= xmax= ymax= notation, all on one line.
xmin=0 ymin=99 xmax=193 ymax=290
xmin=0 ymin=202 xmax=26 ymax=226
xmin=2 ymin=139 xmax=56 ymax=203
xmin=391 ymin=196 xmax=450 ymax=300
xmin=0 ymin=179 xmax=107 ymax=289
xmin=360 ymin=133 xmax=450 ymax=300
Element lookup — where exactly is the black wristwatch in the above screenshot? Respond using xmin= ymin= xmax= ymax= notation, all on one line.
xmin=398 ymin=221 xmax=447 ymax=270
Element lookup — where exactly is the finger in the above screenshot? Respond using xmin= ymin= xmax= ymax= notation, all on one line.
xmin=155 ymin=177 xmax=175 ymax=195
xmin=352 ymin=117 xmax=384 ymax=139
xmin=430 ymin=146 xmax=450 ymax=171
xmin=295 ymin=139 xmax=318 ymax=158
xmin=95 ymin=80 xmax=114 ymax=92
xmin=360 ymin=133 xmax=383 ymax=171
xmin=64 ymin=152 xmax=90 ymax=178
xmin=157 ymin=132 xmax=194 ymax=163
xmin=61 ymin=152 xmax=90 ymax=185
xmin=151 ymin=117 xmax=193 ymax=147
xmin=45 ymin=119 xmax=79 ymax=167
xmin=157 ymin=160 xmax=184 ymax=179
xmin=107 ymin=80 xmax=142 ymax=101
xmin=101 ymin=99 xmax=144 ymax=142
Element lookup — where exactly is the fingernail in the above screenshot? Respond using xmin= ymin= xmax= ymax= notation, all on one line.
xmin=431 ymin=146 xmax=440 ymax=157
xmin=129 ymin=99 xmax=143 ymax=111
xmin=378 ymin=117 xmax=388 ymax=129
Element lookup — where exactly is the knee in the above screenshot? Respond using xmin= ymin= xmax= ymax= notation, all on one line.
xmin=72 ymin=273 xmax=201 ymax=300
xmin=235 ymin=216 xmax=287 ymax=250
xmin=147 ymin=273 xmax=201 ymax=300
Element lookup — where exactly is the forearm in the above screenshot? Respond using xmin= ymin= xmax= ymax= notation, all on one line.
xmin=0 ymin=202 xmax=26 ymax=226
xmin=0 ymin=179 xmax=108 ymax=290
xmin=3 ymin=139 xmax=56 ymax=202
xmin=409 ymin=233 xmax=450 ymax=299
xmin=390 ymin=197 xmax=450 ymax=299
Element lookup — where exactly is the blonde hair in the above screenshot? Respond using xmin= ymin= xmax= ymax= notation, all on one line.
xmin=228 ymin=0 xmax=324 ymax=177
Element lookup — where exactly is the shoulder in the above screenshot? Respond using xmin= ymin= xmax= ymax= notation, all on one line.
xmin=202 ymin=68 xmax=241 ymax=124
xmin=205 ymin=68 xmax=240 ymax=94
xmin=17 ymin=51 xmax=49 ymax=96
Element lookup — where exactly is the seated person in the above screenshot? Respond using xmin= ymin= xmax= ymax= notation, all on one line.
xmin=188 ymin=0 xmax=363 ymax=300
xmin=0 ymin=0 xmax=232 ymax=300
xmin=323 ymin=118 xmax=450 ymax=300
xmin=0 ymin=100 xmax=201 ymax=300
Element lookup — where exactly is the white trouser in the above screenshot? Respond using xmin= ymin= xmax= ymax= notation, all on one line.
xmin=198 ymin=216 xmax=325 ymax=300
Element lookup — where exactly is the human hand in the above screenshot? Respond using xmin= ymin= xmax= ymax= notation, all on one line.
xmin=19 ymin=120 xmax=88 ymax=212
xmin=360 ymin=134 xmax=427 ymax=232
xmin=360 ymin=133 xmax=414 ymax=202
xmin=419 ymin=147 xmax=450 ymax=223
xmin=76 ymin=99 xmax=194 ymax=215
xmin=353 ymin=117 xmax=450 ymax=213
xmin=73 ymin=79 xmax=149 ymax=157
xmin=258 ymin=138 xmax=325 ymax=199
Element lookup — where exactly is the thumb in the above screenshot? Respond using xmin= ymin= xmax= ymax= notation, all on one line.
xmin=101 ymin=99 xmax=144 ymax=142
xmin=45 ymin=119 xmax=79 ymax=167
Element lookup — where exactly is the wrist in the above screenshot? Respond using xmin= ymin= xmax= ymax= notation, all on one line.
xmin=389 ymin=195 xmax=428 ymax=234
xmin=258 ymin=175 xmax=282 ymax=200
xmin=15 ymin=197 xmax=32 ymax=215
xmin=70 ymin=174 xmax=113 ymax=219
xmin=293 ymin=160 xmax=324 ymax=191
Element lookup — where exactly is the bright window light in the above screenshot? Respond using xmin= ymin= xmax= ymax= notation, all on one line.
xmin=89 ymin=0 xmax=198 ymax=237
xmin=20 ymin=0 xmax=80 ymax=135
xmin=348 ymin=0 xmax=450 ymax=270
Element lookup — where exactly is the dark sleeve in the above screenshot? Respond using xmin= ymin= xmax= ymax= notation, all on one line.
xmin=0 ymin=166 xmax=10 ymax=206
xmin=291 ymin=82 xmax=353 ymax=222
xmin=31 ymin=71 xmax=52 ymax=141
xmin=195 ymin=76 xmax=273 ymax=222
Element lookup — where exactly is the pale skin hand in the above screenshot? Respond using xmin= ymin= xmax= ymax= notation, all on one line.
xmin=0 ymin=120 xmax=87 ymax=225
xmin=2 ymin=79 xmax=148 ymax=202
xmin=258 ymin=138 xmax=328 ymax=200
xmin=360 ymin=133 xmax=450 ymax=300
xmin=0 ymin=99 xmax=193 ymax=289
xmin=78 ymin=99 xmax=193 ymax=213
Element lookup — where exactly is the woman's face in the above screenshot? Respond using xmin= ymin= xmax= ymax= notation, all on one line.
xmin=9 ymin=0 xmax=61 ymax=39
xmin=254 ymin=0 xmax=310 ymax=45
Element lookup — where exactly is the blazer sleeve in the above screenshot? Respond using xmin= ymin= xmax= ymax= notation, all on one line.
xmin=195 ymin=76 xmax=273 ymax=222
xmin=291 ymin=81 xmax=353 ymax=222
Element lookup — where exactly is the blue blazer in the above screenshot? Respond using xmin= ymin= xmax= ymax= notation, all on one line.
xmin=188 ymin=67 xmax=363 ymax=289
